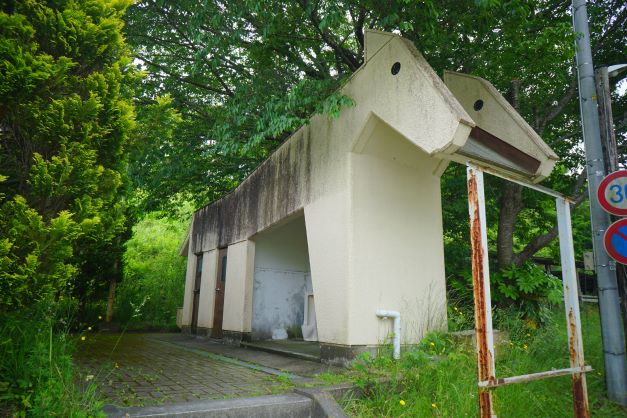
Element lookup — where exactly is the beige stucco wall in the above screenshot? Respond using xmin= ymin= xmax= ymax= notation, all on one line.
xmin=304 ymin=188 xmax=351 ymax=344
xmin=196 ymin=249 xmax=218 ymax=329
xmin=348 ymin=121 xmax=448 ymax=345
xmin=222 ymin=240 xmax=256 ymax=333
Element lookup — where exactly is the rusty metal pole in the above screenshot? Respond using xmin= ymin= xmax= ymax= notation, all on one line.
xmin=557 ymin=197 xmax=591 ymax=418
xmin=467 ymin=164 xmax=497 ymax=418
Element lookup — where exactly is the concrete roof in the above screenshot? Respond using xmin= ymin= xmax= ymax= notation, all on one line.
xmin=363 ymin=30 xmax=557 ymax=182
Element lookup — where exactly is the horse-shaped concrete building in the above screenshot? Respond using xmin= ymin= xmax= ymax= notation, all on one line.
xmin=178 ymin=30 xmax=557 ymax=365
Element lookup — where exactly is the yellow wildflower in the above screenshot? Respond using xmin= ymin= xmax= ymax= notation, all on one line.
xmin=430 ymin=342 xmax=435 ymax=347
xmin=81 ymin=336 xmax=86 ymax=341
xmin=88 ymin=326 xmax=92 ymax=331
xmin=399 ymin=399 xmax=405 ymax=406
xmin=98 ymin=315 xmax=102 ymax=320
xmin=453 ymin=307 xmax=458 ymax=311
xmin=432 ymin=403 xmax=437 ymax=408
xmin=115 ymin=363 xmax=120 ymax=369
xmin=523 ymin=344 xmax=528 ymax=350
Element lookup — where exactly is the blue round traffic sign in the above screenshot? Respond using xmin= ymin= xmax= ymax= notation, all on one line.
xmin=604 ymin=219 xmax=627 ymax=265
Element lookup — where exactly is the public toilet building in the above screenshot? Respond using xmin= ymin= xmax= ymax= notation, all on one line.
xmin=178 ymin=30 xmax=558 ymax=365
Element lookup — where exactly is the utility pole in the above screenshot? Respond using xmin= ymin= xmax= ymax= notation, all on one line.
xmin=595 ymin=64 xmax=627 ymax=350
xmin=572 ymin=0 xmax=627 ymax=405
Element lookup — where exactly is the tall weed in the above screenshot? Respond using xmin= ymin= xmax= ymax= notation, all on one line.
xmin=0 ymin=300 xmax=102 ymax=416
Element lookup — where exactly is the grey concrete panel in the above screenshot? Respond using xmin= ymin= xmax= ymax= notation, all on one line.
xmin=105 ymin=394 xmax=313 ymax=417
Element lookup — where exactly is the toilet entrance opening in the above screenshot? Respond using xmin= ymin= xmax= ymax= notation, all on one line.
xmin=251 ymin=212 xmax=317 ymax=343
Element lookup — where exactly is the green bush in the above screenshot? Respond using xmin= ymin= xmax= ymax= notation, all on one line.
xmin=449 ymin=262 xmax=563 ymax=325
xmin=0 ymin=300 xmax=102 ymax=416
xmin=115 ymin=211 xmax=189 ymax=328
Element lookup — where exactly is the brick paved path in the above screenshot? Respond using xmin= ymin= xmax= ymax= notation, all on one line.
xmin=75 ymin=334 xmax=287 ymax=407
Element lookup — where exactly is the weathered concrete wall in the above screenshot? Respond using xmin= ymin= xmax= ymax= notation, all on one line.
xmin=189 ymin=34 xmax=475 ymax=256
xmin=222 ymin=240 xmax=255 ymax=333
xmin=252 ymin=216 xmax=310 ymax=340
xmin=348 ymin=121 xmax=448 ymax=345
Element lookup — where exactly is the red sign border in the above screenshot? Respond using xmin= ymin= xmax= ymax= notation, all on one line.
xmin=598 ymin=170 xmax=627 ymax=216
xmin=604 ymin=219 xmax=627 ymax=265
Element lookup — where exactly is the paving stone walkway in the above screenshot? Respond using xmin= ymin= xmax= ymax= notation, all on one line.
xmin=75 ymin=333 xmax=291 ymax=407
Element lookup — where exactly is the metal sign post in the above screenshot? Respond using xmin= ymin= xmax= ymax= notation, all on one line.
xmin=467 ymin=164 xmax=496 ymax=418
xmin=467 ymin=163 xmax=591 ymax=418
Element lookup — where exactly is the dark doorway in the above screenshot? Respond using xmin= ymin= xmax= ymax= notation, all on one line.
xmin=190 ymin=253 xmax=203 ymax=335
xmin=211 ymin=248 xmax=227 ymax=338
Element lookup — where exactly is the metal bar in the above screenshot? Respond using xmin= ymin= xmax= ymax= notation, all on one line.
xmin=572 ymin=1 xmax=627 ymax=405
xmin=478 ymin=366 xmax=593 ymax=389
xmin=557 ymin=197 xmax=591 ymax=418
xmin=472 ymin=163 xmax=575 ymax=203
xmin=467 ymin=164 xmax=496 ymax=418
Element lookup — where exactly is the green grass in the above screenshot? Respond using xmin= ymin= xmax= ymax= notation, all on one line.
xmin=0 ymin=302 xmax=104 ymax=416
xmin=340 ymin=305 xmax=627 ymax=417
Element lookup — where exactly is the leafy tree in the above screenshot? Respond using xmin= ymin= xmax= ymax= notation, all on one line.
xmin=0 ymin=0 xmax=136 ymax=310
xmin=116 ymin=208 xmax=190 ymax=327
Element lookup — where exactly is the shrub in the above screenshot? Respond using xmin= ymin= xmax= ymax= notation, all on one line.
xmin=449 ymin=262 xmax=563 ymax=324
xmin=115 ymin=211 xmax=189 ymax=328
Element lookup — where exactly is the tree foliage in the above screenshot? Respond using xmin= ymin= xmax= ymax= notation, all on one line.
xmin=116 ymin=209 xmax=190 ymax=328
xmin=0 ymin=0 xmax=136 ymax=310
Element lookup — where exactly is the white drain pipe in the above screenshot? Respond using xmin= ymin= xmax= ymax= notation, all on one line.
xmin=376 ymin=310 xmax=400 ymax=359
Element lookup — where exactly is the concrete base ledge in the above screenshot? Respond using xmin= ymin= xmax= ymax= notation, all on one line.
xmin=102 ymin=385 xmax=358 ymax=418
xmin=240 ymin=341 xmax=321 ymax=363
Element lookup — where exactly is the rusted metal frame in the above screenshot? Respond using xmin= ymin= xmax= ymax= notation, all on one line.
xmin=556 ymin=197 xmax=591 ymax=418
xmin=466 ymin=167 xmax=590 ymax=417
xmin=478 ymin=366 xmax=593 ymax=389
xmin=467 ymin=164 xmax=497 ymax=418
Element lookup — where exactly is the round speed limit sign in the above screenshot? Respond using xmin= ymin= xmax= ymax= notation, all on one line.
xmin=598 ymin=170 xmax=627 ymax=216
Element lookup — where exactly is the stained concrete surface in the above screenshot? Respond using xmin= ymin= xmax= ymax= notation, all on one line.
xmin=75 ymin=333 xmax=344 ymax=409
xmin=241 ymin=339 xmax=321 ymax=362
xmin=156 ymin=334 xmax=338 ymax=377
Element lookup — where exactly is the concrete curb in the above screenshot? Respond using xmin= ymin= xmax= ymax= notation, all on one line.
xmin=103 ymin=384 xmax=357 ymax=417
xmin=104 ymin=393 xmax=311 ymax=417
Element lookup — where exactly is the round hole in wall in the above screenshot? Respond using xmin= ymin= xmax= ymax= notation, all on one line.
xmin=391 ymin=62 xmax=401 ymax=75
xmin=473 ymin=99 xmax=484 ymax=111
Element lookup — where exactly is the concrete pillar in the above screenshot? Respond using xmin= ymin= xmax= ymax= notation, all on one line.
xmin=304 ymin=194 xmax=351 ymax=362
xmin=196 ymin=249 xmax=218 ymax=336
xmin=181 ymin=251 xmax=198 ymax=329
xmin=222 ymin=240 xmax=256 ymax=342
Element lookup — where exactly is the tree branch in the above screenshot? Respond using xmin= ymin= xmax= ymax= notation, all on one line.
xmin=513 ymin=168 xmax=588 ymax=265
